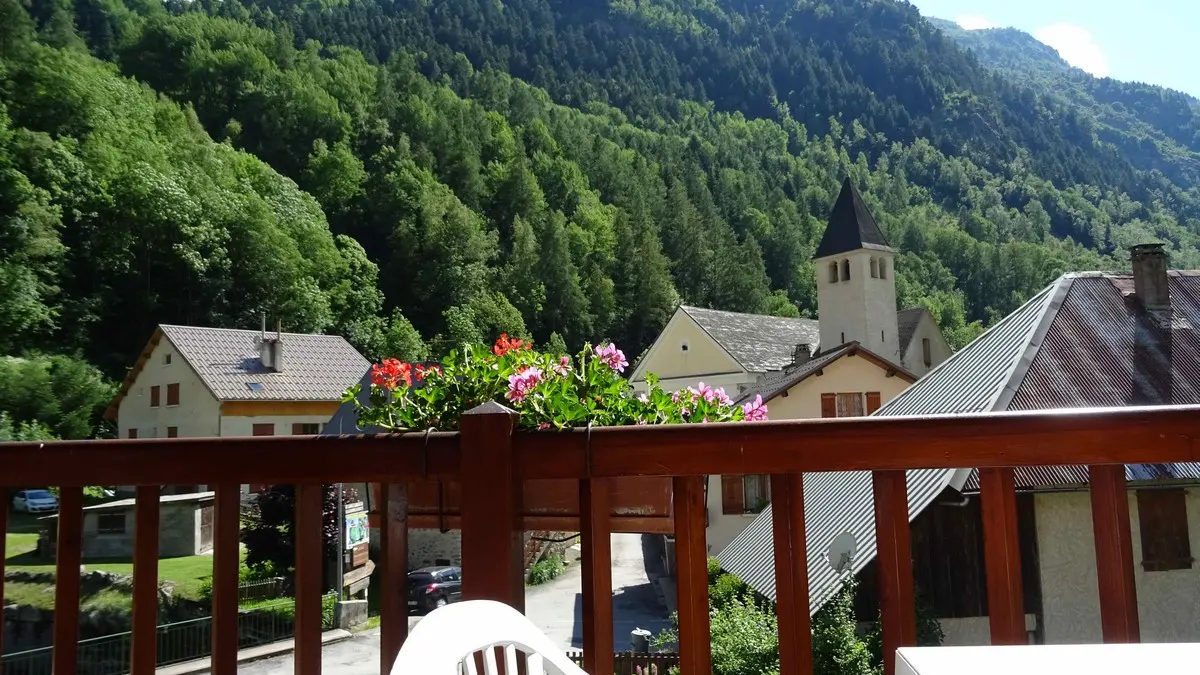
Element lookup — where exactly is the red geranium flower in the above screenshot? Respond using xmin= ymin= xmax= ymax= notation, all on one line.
xmin=492 ymin=333 xmax=529 ymax=356
xmin=371 ymin=358 xmax=412 ymax=390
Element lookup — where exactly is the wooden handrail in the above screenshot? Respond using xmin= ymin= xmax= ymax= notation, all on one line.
xmin=2 ymin=403 xmax=1196 ymax=675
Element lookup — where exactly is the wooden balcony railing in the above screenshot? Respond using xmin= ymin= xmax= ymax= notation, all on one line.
xmin=3 ymin=403 xmax=1199 ymax=675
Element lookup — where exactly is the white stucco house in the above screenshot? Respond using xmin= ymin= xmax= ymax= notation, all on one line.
xmin=631 ymin=177 xmax=951 ymax=555
xmin=105 ymin=322 xmax=369 ymax=494
xmin=718 ymin=243 xmax=1200 ymax=646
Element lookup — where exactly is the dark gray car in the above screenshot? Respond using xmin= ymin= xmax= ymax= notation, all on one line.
xmin=406 ymin=566 xmax=462 ymax=613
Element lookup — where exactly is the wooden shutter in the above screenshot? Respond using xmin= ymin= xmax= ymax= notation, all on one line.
xmin=721 ymin=474 xmax=745 ymax=515
xmin=820 ymin=393 xmax=837 ymax=418
xmin=866 ymin=392 xmax=882 ymax=414
xmin=1137 ymin=489 xmax=1192 ymax=571
xmin=167 ymin=427 xmax=178 ymax=438
xmin=166 ymin=383 xmax=180 ymax=406
xmin=252 ymin=423 xmax=274 ymax=436
xmin=128 ymin=428 xmax=138 ymax=439
xmin=150 ymin=386 xmax=160 ymax=407
xmin=293 ymin=423 xmax=305 ymax=435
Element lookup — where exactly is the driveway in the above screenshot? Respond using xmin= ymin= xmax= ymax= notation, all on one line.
xmin=226 ymin=534 xmax=669 ymax=675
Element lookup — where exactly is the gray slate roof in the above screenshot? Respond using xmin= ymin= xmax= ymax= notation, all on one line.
xmin=681 ymin=306 xmax=820 ymax=373
xmin=735 ymin=345 xmax=852 ymax=404
xmin=896 ymin=308 xmax=925 ymax=358
xmin=717 ymin=270 xmax=1200 ymax=609
xmin=161 ymin=325 xmax=368 ymax=401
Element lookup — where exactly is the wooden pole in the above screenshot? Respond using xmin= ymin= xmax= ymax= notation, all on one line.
xmin=131 ymin=486 xmax=161 ymax=675
xmin=672 ymin=476 xmax=711 ymax=675
xmin=580 ymin=478 xmax=614 ymax=675
xmin=54 ymin=486 xmax=83 ymax=675
xmin=210 ymin=485 xmax=240 ymax=675
xmin=979 ymin=468 xmax=1026 ymax=645
xmin=1089 ymin=464 xmax=1140 ymax=642
xmin=380 ymin=483 xmax=409 ymax=675
xmin=771 ymin=473 xmax=813 ymax=675
xmin=294 ymin=483 xmax=324 ymax=675
xmin=872 ymin=470 xmax=916 ymax=675
xmin=460 ymin=403 xmax=523 ymax=610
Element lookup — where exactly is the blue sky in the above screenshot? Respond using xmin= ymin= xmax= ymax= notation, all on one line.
xmin=907 ymin=1 xmax=1198 ymax=98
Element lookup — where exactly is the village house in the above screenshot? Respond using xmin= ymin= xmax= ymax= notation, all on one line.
xmin=718 ymin=243 xmax=1200 ymax=646
xmin=631 ymin=178 xmax=951 ymax=554
xmin=105 ymin=321 xmax=369 ymax=495
xmin=40 ymin=492 xmax=216 ymax=560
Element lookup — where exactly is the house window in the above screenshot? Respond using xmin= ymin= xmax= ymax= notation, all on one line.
xmin=720 ymin=474 xmax=771 ymax=514
xmin=870 ymin=257 xmax=878 ymax=278
xmin=253 ymin=423 xmax=275 ymax=436
xmin=680 ymin=341 xmax=689 ymax=353
xmin=150 ymin=386 xmax=160 ymax=408
xmin=829 ymin=261 xmax=839 ymax=283
xmin=166 ymin=383 xmax=180 ymax=406
xmin=97 ymin=513 xmax=126 ymax=535
xmin=837 ymin=392 xmax=865 ymax=417
xmin=823 ymin=393 xmax=866 ymax=418
xmin=1137 ymin=489 xmax=1193 ymax=571
xmin=292 ymin=423 xmax=320 ymax=435
xmin=742 ymin=475 xmax=771 ymax=513
xmin=163 ymin=353 xmax=172 ymax=365
xmin=128 ymin=428 xmax=138 ymax=439
xmin=167 ymin=426 xmax=178 ymax=438
xmin=879 ymin=258 xmax=887 ymax=279
xmin=922 ymin=338 xmax=932 ymax=367
xmin=840 ymin=259 xmax=850 ymax=281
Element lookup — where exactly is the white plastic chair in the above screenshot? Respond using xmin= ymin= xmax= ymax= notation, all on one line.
xmin=391 ymin=600 xmax=588 ymax=675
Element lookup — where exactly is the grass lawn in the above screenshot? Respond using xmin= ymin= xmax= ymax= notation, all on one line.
xmin=5 ymin=510 xmax=228 ymax=609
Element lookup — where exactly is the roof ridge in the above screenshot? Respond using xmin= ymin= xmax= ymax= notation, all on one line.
xmin=874 ymin=276 xmax=1063 ymax=415
xmin=680 ymin=305 xmax=818 ymax=323
xmin=160 ymin=324 xmax=348 ymax=338
xmin=986 ymin=275 xmax=1074 ymax=412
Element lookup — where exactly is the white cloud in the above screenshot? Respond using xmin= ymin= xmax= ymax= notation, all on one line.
xmin=1034 ymin=23 xmax=1109 ymax=77
xmin=956 ymin=14 xmax=997 ymax=31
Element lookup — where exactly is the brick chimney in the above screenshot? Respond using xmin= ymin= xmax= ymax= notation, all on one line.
xmin=1130 ymin=243 xmax=1170 ymax=314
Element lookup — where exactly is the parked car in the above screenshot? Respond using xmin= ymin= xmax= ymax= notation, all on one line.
xmin=13 ymin=489 xmax=58 ymax=513
xmin=406 ymin=566 xmax=462 ymax=613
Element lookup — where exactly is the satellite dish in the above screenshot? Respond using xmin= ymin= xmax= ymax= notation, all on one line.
xmin=826 ymin=531 xmax=857 ymax=574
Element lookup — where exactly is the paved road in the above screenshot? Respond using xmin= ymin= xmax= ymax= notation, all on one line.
xmin=227 ymin=534 xmax=668 ymax=675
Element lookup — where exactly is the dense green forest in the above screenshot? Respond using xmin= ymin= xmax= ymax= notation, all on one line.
xmin=2 ymin=0 xmax=1199 ymax=438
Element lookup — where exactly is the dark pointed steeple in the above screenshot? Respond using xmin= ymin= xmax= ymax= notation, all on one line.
xmin=813 ymin=178 xmax=891 ymax=259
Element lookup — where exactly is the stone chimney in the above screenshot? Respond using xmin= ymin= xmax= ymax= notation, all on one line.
xmin=1131 ymin=243 xmax=1170 ymax=314
xmin=793 ymin=343 xmax=814 ymax=364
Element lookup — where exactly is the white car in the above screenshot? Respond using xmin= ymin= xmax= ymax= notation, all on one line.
xmin=13 ymin=489 xmax=58 ymax=513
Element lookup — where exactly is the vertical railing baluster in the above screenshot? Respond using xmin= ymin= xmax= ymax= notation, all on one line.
xmin=54 ymin=486 xmax=83 ymax=675
xmin=979 ymin=468 xmax=1026 ymax=645
xmin=131 ymin=485 xmax=161 ymax=675
xmin=580 ymin=478 xmax=613 ymax=675
xmin=1089 ymin=464 xmax=1140 ymax=642
xmin=872 ymin=470 xmax=916 ymax=675
xmin=210 ymin=485 xmax=240 ymax=675
xmin=672 ymin=475 xmax=711 ymax=675
xmin=460 ymin=403 xmax=523 ymax=610
xmin=380 ymin=483 xmax=409 ymax=675
xmin=0 ymin=497 xmax=7 ymax=665
xmin=295 ymin=483 xmax=324 ymax=675
xmin=771 ymin=473 xmax=813 ymax=675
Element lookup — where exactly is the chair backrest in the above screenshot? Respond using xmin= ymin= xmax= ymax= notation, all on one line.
xmin=391 ymin=600 xmax=588 ymax=675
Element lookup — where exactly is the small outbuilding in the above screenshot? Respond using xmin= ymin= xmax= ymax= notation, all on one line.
xmin=41 ymin=491 xmax=215 ymax=559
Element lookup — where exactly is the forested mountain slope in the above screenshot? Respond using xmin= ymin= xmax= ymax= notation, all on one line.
xmin=930 ymin=17 xmax=1200 ymax=185
xmin=2 ymin=0 xmax=1200 ymax=437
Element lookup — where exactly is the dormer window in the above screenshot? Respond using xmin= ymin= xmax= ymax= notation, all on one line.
xmin=829 ymin=261 xmax=839 ymax=283
xmin=870 ymin=257 xmax=878 ymax=278
xmin=840 ymin=259 xmax=850 ymax=281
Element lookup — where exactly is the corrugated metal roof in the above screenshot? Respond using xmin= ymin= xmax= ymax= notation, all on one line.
xmin=717 ymin=468 xmax=956 ymax=609
xmin=718 ymin=270 xmax=1200 ymax=608
xmin=875 ymin=280 xmax=1061 ymax=417
xmin=161 ymin=324 xmax=368 ymax=402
